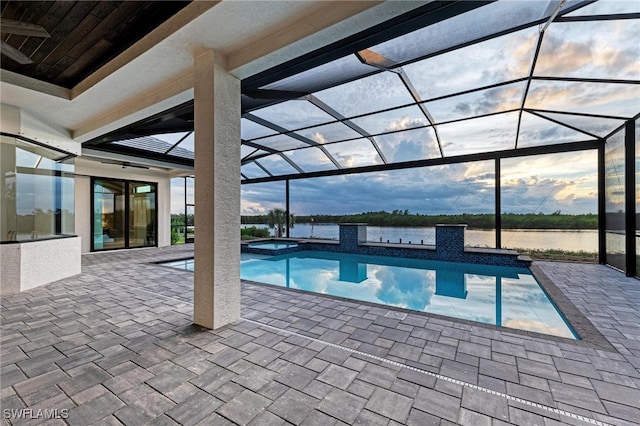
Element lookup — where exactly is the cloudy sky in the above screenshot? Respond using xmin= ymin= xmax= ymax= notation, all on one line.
xmin=238 ymin=150 xmax=598 ymax=216
xmin=170 ymin=1 xmax=637 ymax=217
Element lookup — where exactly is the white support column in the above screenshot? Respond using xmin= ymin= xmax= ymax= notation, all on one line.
xmin=193 ymin=49 xmax=241 ymax=329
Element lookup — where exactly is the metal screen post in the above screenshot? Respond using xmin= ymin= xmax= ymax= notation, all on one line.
xmin=495 ymin=157 xmax=501 ymax=249
xmin=598 ymin=143 xmax=606 ymax=264
xmin=184 ymin=177 xmax=188 ymax=243
xmin=625 ymin=120 xmax=636 ymax=277
xmin=285 ymin=179 xmax=290 ymax=238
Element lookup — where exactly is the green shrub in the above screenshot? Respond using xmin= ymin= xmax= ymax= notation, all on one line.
xmin=171 ymin=228 xmax=181 ymax=245
xmin=241 ymin=226 xmax=270 ymax=239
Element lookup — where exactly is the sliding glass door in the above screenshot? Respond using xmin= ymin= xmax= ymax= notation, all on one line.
xmin=92 ymin=178 xmax=157 ymax=251
xmin=129 ymin=182 xmax=156 ymax=248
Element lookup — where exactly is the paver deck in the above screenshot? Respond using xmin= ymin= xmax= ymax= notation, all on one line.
xmin=1 ymin=244 xmax=639 ymax=425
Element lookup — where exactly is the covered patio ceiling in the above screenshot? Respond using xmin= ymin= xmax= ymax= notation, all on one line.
xmin=87 ymin=0 xmax=640 ymax=181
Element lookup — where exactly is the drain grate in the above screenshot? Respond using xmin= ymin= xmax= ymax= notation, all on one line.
xmin=384 ymin=311 xmax=407 ymax=320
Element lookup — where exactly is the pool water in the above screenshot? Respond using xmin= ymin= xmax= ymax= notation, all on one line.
xmin=160 ymin=251 xmax=577 ymax=339
xmin=248 ymin=241 xmax=299 ymax=250
xmin=161 ymin=257 xmax=194 ymax=271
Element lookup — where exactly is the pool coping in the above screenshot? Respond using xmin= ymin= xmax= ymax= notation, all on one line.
xmin=529 ymin=263 xmax=614 ymax=351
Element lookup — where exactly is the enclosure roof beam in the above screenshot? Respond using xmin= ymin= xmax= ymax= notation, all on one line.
xmin=306 ymin=94 xmax=388 ymax=164
xmin=242 ymin=139 xmax=601 ymax=184
xmin=244 ymin=113 xmax=342 ymax=169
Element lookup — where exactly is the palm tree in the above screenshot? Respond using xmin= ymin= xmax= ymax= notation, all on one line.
xmin=266 ymin=208 xmax=295 ymax=237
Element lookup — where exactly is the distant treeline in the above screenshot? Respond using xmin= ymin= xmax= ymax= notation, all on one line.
xmin=242 ymin=211 xmax=599 ymax=230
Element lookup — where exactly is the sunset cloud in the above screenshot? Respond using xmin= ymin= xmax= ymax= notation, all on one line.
xmin=536 ymin=19 xmax=639 ymax=79
xmin=310 ymin=132 xmax=328 ymax=144
xmin=386 ymin=115 xmax=426 ymax=131
xmin=237 ymin=149 xmax=600 ymax=216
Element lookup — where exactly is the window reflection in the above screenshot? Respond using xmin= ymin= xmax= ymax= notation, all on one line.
xmin=1 ymin=135 xmax=75 ymax=242
xmin=92 ymin=179 xmax=157 ymax=251
xmin=605 ymin=129 xmax=626 ymax=270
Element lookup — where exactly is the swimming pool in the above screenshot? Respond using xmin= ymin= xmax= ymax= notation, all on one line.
xmin=248 ymin=241 xmax=299 ymax=250
xmin=159 ymin=251 xmax=577 ymax=339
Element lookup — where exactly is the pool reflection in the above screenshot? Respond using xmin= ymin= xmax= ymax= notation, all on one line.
xmin=240 ymin=251 xmax=576 ymax=339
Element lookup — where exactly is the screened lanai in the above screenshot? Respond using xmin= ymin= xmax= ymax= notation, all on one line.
xmin=85 ymin=0 xmax=639 ymax=276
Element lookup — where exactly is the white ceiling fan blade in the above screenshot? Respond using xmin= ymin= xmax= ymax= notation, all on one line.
xmin=0 ymin=40 xmax=33 ymax=64
xmin=1 ymin=18 xmax=50 ymax=37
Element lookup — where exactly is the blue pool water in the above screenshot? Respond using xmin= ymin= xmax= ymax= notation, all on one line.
xmin=162 ymin=258 xmax=194 ymax=271
xmin=159 ymin=251 xmax=577 ymax=339
xmin=248 ymin=241 xmax=299 ymax=250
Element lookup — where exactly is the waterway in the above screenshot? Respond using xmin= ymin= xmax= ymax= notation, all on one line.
xmin=242 ymin=223 xmax=598 ymax=252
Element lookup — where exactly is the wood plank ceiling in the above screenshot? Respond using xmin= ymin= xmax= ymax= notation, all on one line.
xmin=0 ymin=1 xmax=190 ymax=88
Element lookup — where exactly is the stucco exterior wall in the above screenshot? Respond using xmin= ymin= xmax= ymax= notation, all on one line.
xmin=0 ymin=237 xmax=81 ymax=295
xmin=0 ymin=243 xmax=21 ymax=294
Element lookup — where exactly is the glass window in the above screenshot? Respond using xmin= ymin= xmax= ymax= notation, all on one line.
xmin=605 ymin=128 xmax=626 ymax=270
xmin=170 ymin=175 xmax=195 ymax=245
xmin=171 ymin=177 xmax=186 ymax=245
xmin=1 ymin=135 xmax=75 ymax=242
xmin=129 ymin=182 xmax=157 ymax=248
xmin=186 ymin=204 xmax=195 ymax=242
xmin=92 ymin=179 xmax=157 ymax=251
xmin=93 ymin=180 xmax=126 ymax=250
xmin=185 ymin=175 xmax=194 ymax=206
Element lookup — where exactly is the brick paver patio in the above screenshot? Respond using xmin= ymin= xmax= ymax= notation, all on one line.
xmin=1 ymin=244 xmax=639 ymax=425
